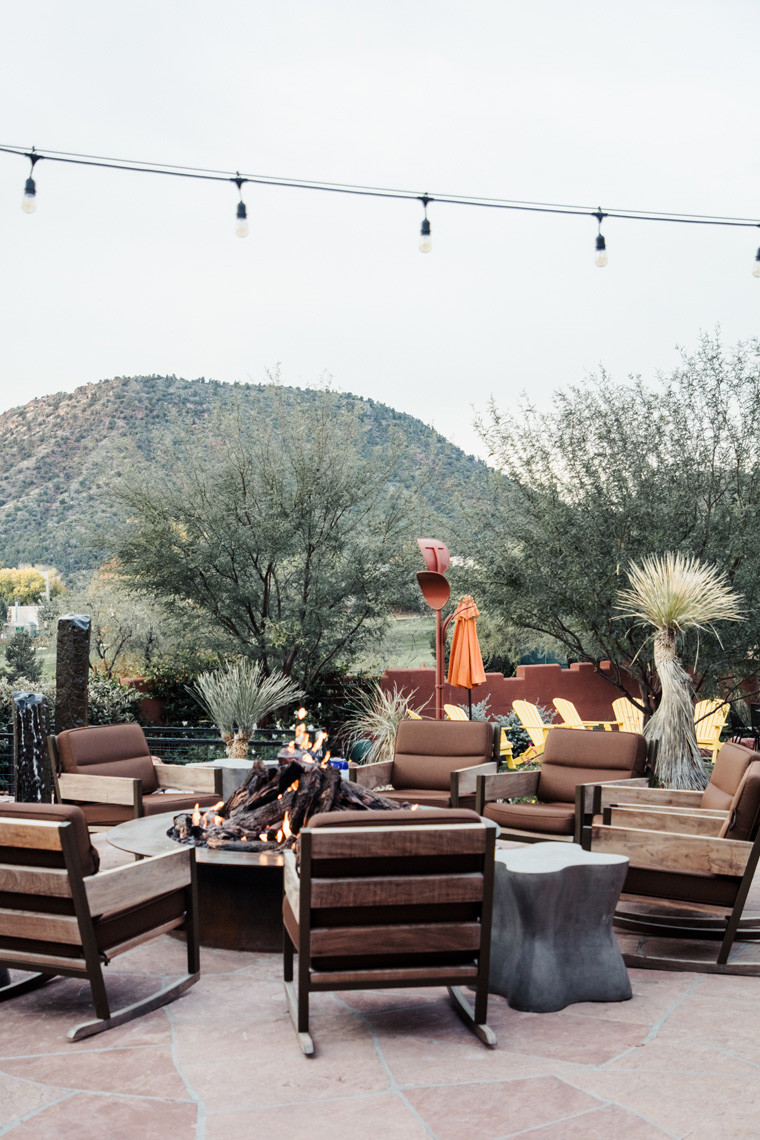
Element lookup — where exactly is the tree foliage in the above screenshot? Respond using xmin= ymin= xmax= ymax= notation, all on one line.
xmin=107 ymin=389 xmax=420 ymax=688
xmin=2 ymin=630 xmax=42 ymax=684
xmin=473 ymin=334 xmax=760 ymax=712
xmin=0 ymin=566 xmax=65 ymax=605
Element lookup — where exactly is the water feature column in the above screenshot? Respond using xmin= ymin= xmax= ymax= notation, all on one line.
xmin=13 ymin=690 xmax=54 ymax=804
xmin=55 ymin=614 xmax=91 ymax=733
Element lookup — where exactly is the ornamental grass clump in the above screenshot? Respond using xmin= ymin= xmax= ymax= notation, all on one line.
xmin=617 ymin=552 xmax=742 ymax=789
xmin=190 ymin=659 xmax=304 ymax=759
xmin=343 ymin=683 xmax=419 ymax=765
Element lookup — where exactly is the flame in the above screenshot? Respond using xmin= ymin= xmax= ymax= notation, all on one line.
xmin=191 ymin=804 xmax=201 ymax=827
xmin=282 ymin=811 xmax=292 ymax=839
xmin=213 ymin=801 xmax=224 ymax=811
xmin=214 ymin=815 xmax=223 ymax=826
xmin=296 ymin=707 xmax=307 ymax=720
xmin=411 ymin=803 xmax=420 ymax=811
xmin=286 ymin=779 xmax=299 ymax=792
xmin=259 ymin=832 xmax=268 ymax=842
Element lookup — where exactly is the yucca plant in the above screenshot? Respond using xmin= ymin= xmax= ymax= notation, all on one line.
xmin=343 ymin=683 xmax=419 ymax=765
xmin=617 ymin=553 xmax=742 ymax=789
xmin=190 ymin=659 xmax=304 ymax=759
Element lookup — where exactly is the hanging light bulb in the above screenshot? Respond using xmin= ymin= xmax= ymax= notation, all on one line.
xmin=753 ymin=248 xmax=760 ymax=278
xmin=232 ymin=173 xmax=249 ymax=237
xmin=594 ymin=209 xmax=607 ymax=267
xmin=21 ymin=151 xmax=40 ymax=214
xmin=595 ymin=233 xmax=608 ymax=267
xmin=418 ymin=194 xmax=432 ymax=253
xmin=21 ymin=176 xmax=36 ymax=214
xmin=235 ymin=200 xmax=249 ymax=238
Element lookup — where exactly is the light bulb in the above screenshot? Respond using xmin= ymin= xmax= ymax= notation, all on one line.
xmin=595 ymin=233 xmax=607 ymax=267
xmin=753 ymin=248 xmax=760 ymax=278
xmin=21 ymin=177 xmax=36 ymax=214
xmin=419 ymin=217 xmax=432 ymax=254
xmin=235 ymin=200 xmax=249 ymax=238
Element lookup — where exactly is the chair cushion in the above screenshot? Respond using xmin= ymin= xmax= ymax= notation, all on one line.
xmin=702 ymin=742 xmax=760 ymax=811
xmin=483 ymin=800 xmax=575 ymax=836
xmin=94 ymin=889 xmax=187 ymax=951
xmin=56 ymin=724 xmax=159 ymax=793
xmin=0 ymin=801 xmax=99 ymax=875
xmin=306 ymin=807 xmax=483 ymax=828
xmin=622 ymin=869 xmax=739 ymax=909
xmin=719 ymin=761 xmax=760 ymax=841
xmin=391 ymin=720 xmax=493 ymax=791
xmin=537 ymin=728 xmax=647 ymax=804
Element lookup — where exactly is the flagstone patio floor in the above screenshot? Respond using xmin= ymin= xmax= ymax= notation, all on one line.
xmin=1 ymin=835 xmax=760 ymax=1140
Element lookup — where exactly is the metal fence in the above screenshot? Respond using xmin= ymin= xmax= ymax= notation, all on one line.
xmin=0 ymin=725 xmax=291 ymax=797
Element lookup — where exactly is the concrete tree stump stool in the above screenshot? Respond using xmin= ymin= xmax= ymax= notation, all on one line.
xmin=489 ymin=842 xmax=631 ymax=1012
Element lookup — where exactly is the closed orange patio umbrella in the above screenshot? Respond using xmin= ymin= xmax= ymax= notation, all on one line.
xmin=447 ymin=595 xmax=487 ymax=718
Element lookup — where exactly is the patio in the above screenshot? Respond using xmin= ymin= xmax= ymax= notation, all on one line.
xmin=2 ymin=835 xmax=760 ymax=1139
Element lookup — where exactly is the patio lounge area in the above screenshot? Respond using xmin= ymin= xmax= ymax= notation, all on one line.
xmin=3 ymin=834 xmax=760 ymax=1140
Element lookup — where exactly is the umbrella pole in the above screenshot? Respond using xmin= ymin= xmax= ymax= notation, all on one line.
xmin=468 ymin=689 xmax=472 ymax=719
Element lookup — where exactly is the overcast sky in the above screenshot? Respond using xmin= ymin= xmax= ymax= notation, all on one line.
xmin=1 ymin=0 xmax=758 ymax=458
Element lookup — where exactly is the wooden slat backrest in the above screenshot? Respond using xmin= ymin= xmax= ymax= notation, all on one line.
xmin=0 ymin=818 xmax=65 ymax=852
xmin=307 ymin=822 xmax=488 ymax=862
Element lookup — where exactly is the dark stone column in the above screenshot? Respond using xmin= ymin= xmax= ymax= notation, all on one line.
xmin=55 ymin=614 xmax=91 ymax=733
xmin=13 ymin=690 xmax=54 ymax=803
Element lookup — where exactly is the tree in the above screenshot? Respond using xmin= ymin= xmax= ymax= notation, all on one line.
xmin=473 ymin=333 xmax=760 ymax=715
xmin=107 ymin=388 xmax=419 ymax=688
xmin=0 ymin=566 xmax=65 ymax=606
xmin=3 ymin=630 xmax=43 ymax=684
xmin=617 ymin=553 xmax=742 ymax=788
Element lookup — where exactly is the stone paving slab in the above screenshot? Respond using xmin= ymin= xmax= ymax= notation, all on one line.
xmin=1 ymin=835 xmax=760 ymax=1139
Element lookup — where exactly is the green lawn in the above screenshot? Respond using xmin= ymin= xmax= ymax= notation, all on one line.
xmin=350 ymin=615 xmax=435 ymax=674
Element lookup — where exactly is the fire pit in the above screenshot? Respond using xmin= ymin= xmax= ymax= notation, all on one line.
xmin=109 ymin=717 xmax=410 ymax=951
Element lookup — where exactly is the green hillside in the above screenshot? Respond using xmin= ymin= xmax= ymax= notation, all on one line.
xmin=0 ymin=376 xmax=495 ymax=578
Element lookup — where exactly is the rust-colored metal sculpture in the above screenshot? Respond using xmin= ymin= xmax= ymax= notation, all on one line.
xmin=416 ymin=538 xmax=452 ymax=720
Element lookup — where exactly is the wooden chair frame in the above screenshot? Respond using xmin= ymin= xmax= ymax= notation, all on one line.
xmin=0 ymin=816 xmax=200 ymax=1039
xmin=282 ymin=817 xmax=496 ymax=1055
xmin=580 ymin=794 xmax=760 ymax=974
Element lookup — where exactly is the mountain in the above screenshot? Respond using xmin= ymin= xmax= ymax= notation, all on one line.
xmin=0 ymin=375 xmax=496 ymax=578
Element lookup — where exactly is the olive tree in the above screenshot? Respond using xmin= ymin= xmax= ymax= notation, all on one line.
xmin=473 ymin=334 xmax=760 ymax=716
xmin=107 ymin=388 xmax=419 ymax=688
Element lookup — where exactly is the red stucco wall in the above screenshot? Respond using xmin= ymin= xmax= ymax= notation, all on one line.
xmin=380 ymin=662 xmax=638 ymax=721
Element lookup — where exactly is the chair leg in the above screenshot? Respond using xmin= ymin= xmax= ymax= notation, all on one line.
xmin=68 ymin=972 xmax=200 ymax=1041
xmin=282 ymin=929 xmax=314 ymax=1055
xmin=448 ymin=986 xmax=496 ymax=1047
xmin=0 ymin=971 xmax=54 ymax=1002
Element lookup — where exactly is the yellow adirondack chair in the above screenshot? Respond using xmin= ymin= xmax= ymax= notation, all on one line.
xmin=512 ymin=700 xmax=552 ymax=757
xmin=612 ymin=696 xmax=645 ymax=734
xmin=444 ymin=704 xmax=469 ymax=721
xmin=694 ymin=698 xmax=729 ymax=763
xmin=552 ymin=697 xmax=616 ymax=731
xmin=407 ymin=709 xmax=423 ymax=720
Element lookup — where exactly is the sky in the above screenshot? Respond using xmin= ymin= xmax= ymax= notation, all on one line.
xmin=1 ymin=0 xmax=759 ymax=460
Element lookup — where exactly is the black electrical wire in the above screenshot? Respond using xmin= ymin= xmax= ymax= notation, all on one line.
xmin=1 ymin=142 xmax=758 ymax=228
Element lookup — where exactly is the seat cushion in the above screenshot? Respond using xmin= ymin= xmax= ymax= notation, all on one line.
xmin=95 ymin=889 xmax=188 ymax=951
xmin=537 ymin=728 xmax=648 ymax=804
xmin=623 ymin=868 xmax=739 ymax=909
xmin=307 ymin=807 xmax=483 ymax=828
xmin=78 ymin=791 xmax=221 ymax=828
xmin=719 ymin=761 xmax=760 ymax=841
xmin=56 ymin=724 xmax=159 ymax=793
xmin=483 ymin=800 xmax=575 ymax=836
xmin=0 ymin=801 xmax=99 ymax=875
xmin=703 ymin=742 xmax=760 ymax=811
xmin=391 ymin=720 xmax=493 ymax=791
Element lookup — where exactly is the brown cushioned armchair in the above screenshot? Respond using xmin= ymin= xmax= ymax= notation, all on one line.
xmin=283 ymin=807 xmax=496 ymax=1054
xmin=582 ymin=757 xmax=760 ymax=973
xmin=348 ymin=719 xmax=498 ymax=808
xmin=0 ymin=801 xmax=199 ymax=1039
xmin=475 ymin=727 xmax=649 ymax=843
xmin=49 ymin=723 xmax=223 ymax=828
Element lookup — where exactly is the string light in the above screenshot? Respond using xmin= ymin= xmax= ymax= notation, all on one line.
xmin=233 ymin=174 xmax=249 ymax=238
xmin=594 ymin=210 xmax=608 ymax=267
xmin=3 ymin=142 xmax=760 ymax=273
xmin=419 ymin=195 xmax=432 ymax=253
xmin=20 ymin=150 xmax=40 ymax=214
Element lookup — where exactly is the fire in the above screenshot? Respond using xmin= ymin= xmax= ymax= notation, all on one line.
xmin=191 ymin=804 xmax=201 ymax=827
xmin=282 ymin=811 xmax=292 ymax=839
xmin=259 ymin=832 xmax=268 ymax=842
xmin=296 ymin=707 xmax=307 ymax=720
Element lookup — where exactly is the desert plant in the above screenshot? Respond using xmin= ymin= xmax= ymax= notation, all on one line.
xmin=617 ymin=552 xmax=742 ymax=789
xmin=189 ymin=658 xmax=304 ymax=758
xmin=343 ymin=682 xmax=419 ymax=765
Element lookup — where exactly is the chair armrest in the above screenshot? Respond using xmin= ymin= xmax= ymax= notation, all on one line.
xmin=475 ymin=770 xmax=540 ymax=814
xmin=450 ymin=762 xmax=497 ymax=807
xmin=348 ymin=760 xmax=393 ymax=789
xmin=85 ymin=847 xmax=194 ymax=915
xmin=57 ymin=772 xmax=142 ymax=815
xmin=606 ymin=805 xmax=725 ymax=837
xmin=155 ymin=764 xmax=223 ymax=795
xmin=282 ymin=848 xmax=300 ymax=913
xmin=597 ymin=784 xmax=700 ymax=813
xmin=574 ymin=777 xmax=649 ymax=845
xmin=588 ymin=822 xmax=752 ymax=877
